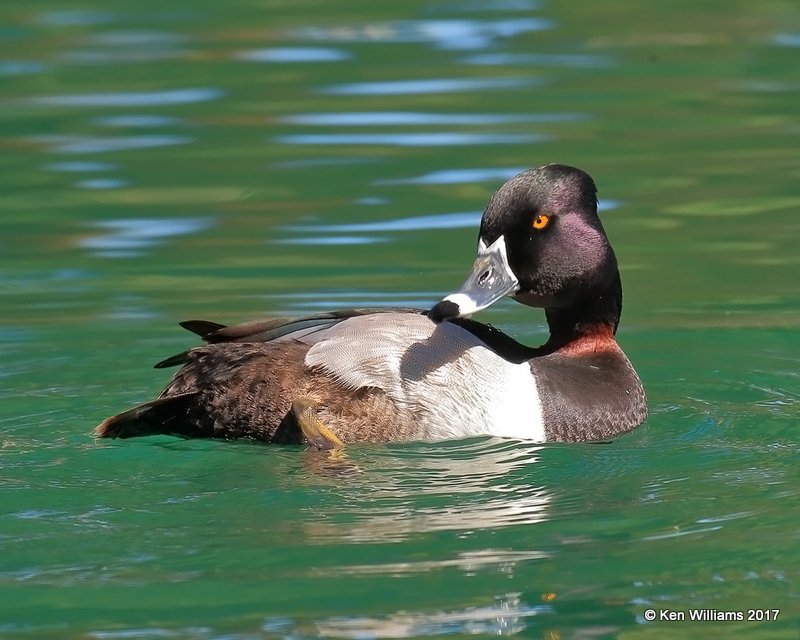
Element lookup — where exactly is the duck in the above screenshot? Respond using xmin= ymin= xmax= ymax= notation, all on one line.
xmin=95 ymin=164 xmax=647 ymax=446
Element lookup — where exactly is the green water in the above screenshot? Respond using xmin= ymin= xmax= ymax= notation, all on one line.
xmin=2 ymin=0 xmax=799 ymax=638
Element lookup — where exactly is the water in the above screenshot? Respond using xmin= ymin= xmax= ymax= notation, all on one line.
xmin=2 ymin=0 xmax=799 ymax=637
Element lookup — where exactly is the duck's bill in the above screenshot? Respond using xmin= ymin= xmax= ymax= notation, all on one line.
xmin=429 ymin=235 xmax=519 ymax=322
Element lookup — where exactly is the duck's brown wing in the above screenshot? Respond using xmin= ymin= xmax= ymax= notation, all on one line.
xmin=96 ymin=308 xmax=426 ymax=442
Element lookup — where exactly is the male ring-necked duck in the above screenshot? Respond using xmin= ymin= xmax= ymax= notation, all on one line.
xmin=96 ymin=164 xmax=647 ymax=445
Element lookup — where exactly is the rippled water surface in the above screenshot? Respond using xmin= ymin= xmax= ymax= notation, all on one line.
xmin=2 ymin=1 xmax=799 ymax=638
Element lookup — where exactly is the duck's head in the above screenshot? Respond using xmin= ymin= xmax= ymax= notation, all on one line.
xmin=429 ymin=164 xmax=621 ymax=333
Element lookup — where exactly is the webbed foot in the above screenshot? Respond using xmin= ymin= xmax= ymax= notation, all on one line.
xmin=292 ymin=396 xmax=361 ymax=477
xmin=291 ymin=396 xmax=344 ymax=451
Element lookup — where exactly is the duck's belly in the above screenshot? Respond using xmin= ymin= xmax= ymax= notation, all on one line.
xmin=304 ymin=313 xmax=545 ymax=442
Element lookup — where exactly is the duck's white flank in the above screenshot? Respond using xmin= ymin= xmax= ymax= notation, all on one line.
xmin=304 ymin=313 xmax=545 ymax=442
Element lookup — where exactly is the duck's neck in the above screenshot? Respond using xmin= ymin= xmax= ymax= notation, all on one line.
xmin=541 ymin=272 xmax=623 ymax=354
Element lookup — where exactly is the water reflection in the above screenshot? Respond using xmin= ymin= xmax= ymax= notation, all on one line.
xmin=86 ymin=30 xmax=185 ymax=47
xmin=91 ymin=115 xmax=180 ymax=128
xmin=772 ymin=33 xmax=800 ymax=47
xmin=287 ymin=211 xmax=481 ymax=233
xmin=273 ymin=157 xmax=376 ymax=169
xmin=37 ymin=10 xmax=115 ymax=26
xmin=76 ymin=178 xmax=128 ymax=190
xmin=376 ymin=167 xmax=525 ymax=185
xmin=27 ymin=87 xmax=223 ymax=107
xmin=319 ymin=76 xmax=541 ymax=95
xmin=275 ymin=132 xmax=547 ymax=146
xmin=293 ymin=18 xmax=552 ymax=50
xmin=280 ymin=112 xmax=580 ymax=126
xmin=312 ymin=593 xmax=547 ymax=637
xmin=33 ymin=134 xmax=191 ymax=154
xmin=439 ymin=0 xmax=541 ymax=11
xmin=81 ymin=218 xmax=213 ymax=258
xmin=274 ymin=235 xmax=388 ymax=246
xmin=319 ymin=548 xmax=550 ymax=578
xmin=44 ymin=161 xmax=119 ymax=173
xmin=302 ymin=441 xmax=551 ymax=544
xmin=236 ymin=47 xmax=351 ymax=62
xmin=464 ymin=52 xmax=614 ymax=67
xmin=0 ymin=61 xmax=46 ymax=76
xmin=61 ymin=49 xmax=186 ymax=64
xmin=90 ymin=594 xmax=549 ymax=640
xmin=55 ymin=28 xmax=189 ymax=64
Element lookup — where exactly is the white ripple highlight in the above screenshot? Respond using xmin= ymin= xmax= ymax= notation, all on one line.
xmin=319 ymin=76 xmax=541 ymax=95
xmin=275 ymin=133 xmax=547 ymax=147
xmin=26 ymin=87 xmax=224 ymax=107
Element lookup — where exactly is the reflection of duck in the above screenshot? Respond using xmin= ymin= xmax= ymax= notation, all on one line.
xmin=96 ymin=164 xmax=647 ymax=444
xmin=301 ymin=440 xmax=551 ymax=544
xmin=311 ymin=593 xmax=541 ymax=638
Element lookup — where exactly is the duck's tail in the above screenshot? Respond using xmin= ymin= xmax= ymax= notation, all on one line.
xmin=94 ymin=393 xmax=201 ymax=439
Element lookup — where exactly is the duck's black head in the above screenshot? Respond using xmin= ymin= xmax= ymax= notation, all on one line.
xmin=430 ymin=164 xmax=622 ymax=339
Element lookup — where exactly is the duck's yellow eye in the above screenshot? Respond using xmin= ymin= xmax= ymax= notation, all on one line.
xmin=532 ymin=214 xmax=550 ymax=230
